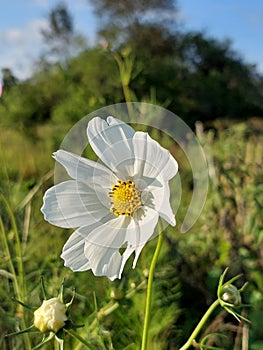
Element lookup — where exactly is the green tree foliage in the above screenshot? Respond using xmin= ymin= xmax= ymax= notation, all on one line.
xmin=1 ymin=68 xmax=18 ymax=90
xmin=1 ymin=0 xmax=263 ymax=132
xmin=0 ymin=47 xmax=123 ymax=131
xmin=92 ymin=0 xmax=177 ymax=43
xmin=172 ymin=32 xmax=263 ymax=123
xmin=0 ymin=65 xmax=66 ymax=131
xmin=41 ymin=2 xmax=73 ymax=55
xmin=90 ymin=0 xmax=263 ymax=124
xmin=40 ymin=2 xmax=87 ymax=63
xmin=51 ymin=48 xmax=123 ymax=124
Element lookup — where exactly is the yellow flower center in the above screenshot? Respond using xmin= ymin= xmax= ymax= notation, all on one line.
xmin=108 ymin=180 xmax=142 ymax=216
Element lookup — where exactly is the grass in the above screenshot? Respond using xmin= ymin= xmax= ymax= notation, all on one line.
xmin=0 ymin=117 xmax=263 ymax=349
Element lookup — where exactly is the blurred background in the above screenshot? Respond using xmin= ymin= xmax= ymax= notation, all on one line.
xmin=0 ymin=1 xmax=262 ymax=349
xmin=1 ymin=0 xmax=263 ymax=128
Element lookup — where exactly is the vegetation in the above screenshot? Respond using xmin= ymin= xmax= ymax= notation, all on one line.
xmin=0 ymin=1 xmax=262 ymax=349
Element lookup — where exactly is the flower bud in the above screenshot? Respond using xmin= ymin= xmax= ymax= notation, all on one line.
xmin=130 ymin=282 xmax=136 ymax=289
xmin=143 ymin=269 xmax=149 ymax=278
xmin=110 ymin=289 xmax=124 ymax=300
xmin=221 ymin=284 xmax=241 ymax=306
xmin=34 ymin=297 xmax=67 ymax=333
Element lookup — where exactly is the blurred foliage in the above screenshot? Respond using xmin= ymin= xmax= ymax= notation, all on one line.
xmin=1 ymin=68 xmax=18 ymax=91
xmin=1 ymin=30 xmax=263 ymax=131
xmin=40 ymin=2 xmax=87 ymax=63
xmin=92 ymin=0 xmax=177 ymax=46
xmin=165 ymin=118 xmax=263 ymax=348
xmin=1 ymin=0 xmax=263 ymax=130
xmin=41 ymin=2 xmax=73 ymax=49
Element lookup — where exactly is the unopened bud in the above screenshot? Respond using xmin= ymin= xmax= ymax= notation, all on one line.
xmin=110 ymin=289 xmax=124 ymax=300
xmin=34 ymin=297 xmax=67 ymax=333
xmin=221 ymin=284 xmax=241 ymax=306
xmin=143 ymin=269 xmax=149 ymax=278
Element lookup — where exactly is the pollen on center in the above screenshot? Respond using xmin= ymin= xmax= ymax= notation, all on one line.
xmin=108 ymin=180 xmax=142 ymax=216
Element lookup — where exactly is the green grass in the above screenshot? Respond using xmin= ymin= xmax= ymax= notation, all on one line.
xmin=0 ymin=118 xmax=263 ymax=349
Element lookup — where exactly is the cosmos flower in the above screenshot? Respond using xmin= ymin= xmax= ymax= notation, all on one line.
xmin=41 ymin=116 xmax=178 ymax=280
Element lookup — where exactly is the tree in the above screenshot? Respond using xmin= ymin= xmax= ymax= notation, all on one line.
xmin=1 ymin=68 xmax=18 ymax=90
xmin=172 ymin=32 xmax=263 ymax=123
xmin=40 ymin=2 xmax=86 ymax=63
xmin=89 ymin=0 xmax=179 ymax=106
xmin=41 ymin=2 xmax=73 ymax=52
xmin=90 ymin=0 xmax=263 ymax=123
xmin=90 ymin=0 xmax=178 ymax=46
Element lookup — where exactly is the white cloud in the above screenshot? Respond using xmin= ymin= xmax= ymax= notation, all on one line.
xmin=0 ymin=0 xmax=95 ymax=80
xmin=0 ymin=18 xmax=49 ymax=80
xmin=257 ymin=63 xmax=263 ymax=73
xmin=6 ymin=29 xmax=23 ymax=42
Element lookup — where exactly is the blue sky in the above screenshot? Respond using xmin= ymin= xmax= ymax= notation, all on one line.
xmin=1 ymin=0 xmax=263 ymax=80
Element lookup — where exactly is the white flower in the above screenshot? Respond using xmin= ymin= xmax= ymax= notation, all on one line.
xmin=34 ymin=297 xmax=67 ymax=333
xmin=41 ymin=116 xmax=178 ymax=280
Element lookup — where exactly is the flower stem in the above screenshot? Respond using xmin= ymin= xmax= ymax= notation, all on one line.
xmin=141 ymin=230 xmax=164 ymax=350
xmin=65 ymin=329 xmax=97 ymax=350
xmin=179 ymin=299 xmax=220 ymax=350
xmin=113 ymin=52 xmax=133 ymax=103
xmin=0 ymin=195 xmax=31 ymax=349
xmin=1 ymin=194 xmax=25 ymax=298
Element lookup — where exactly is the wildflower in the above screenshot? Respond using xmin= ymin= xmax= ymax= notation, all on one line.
xmin=41 ymin=116 xmax=178 ymax=280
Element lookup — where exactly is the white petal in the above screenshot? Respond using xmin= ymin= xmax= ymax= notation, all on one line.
xmin=53 ymin=150 xmax=117 ymax=187
xmin=133 ymin=132 xmax=178 ymax=181
xmin=78 ymin=207 xmax=159 ymax=279
xmin=41 ymin=180 xmax=110 ymax=228
xmin=87 ymin=116 xmax=135 ymax=177
xmin=61 ymin=231 xmax=91 ymax=271
xmin=87 ymin=116 xmax=135 ymax=150
xmin=131 ymin=207 xmax=160 ymax=268
xmin=84 ymin=242 xmax=123 ymax=281
xmin=147 ymin=179 xmax=176 ymax=226
xmin=77 ymin=215 xmax=129 ymax=248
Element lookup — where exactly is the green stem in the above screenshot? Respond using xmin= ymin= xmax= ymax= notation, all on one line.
xmin=113 ymin=53 xmax=132 ymax=102
xmin=113 ymin=52 xmax=135 ymax=122
xmin=0 ymin=195 xmax=31 ymax=349
xmin=141 ymin=231 xmax=164 ymax=350
xmin=0 ymin=217 xmax=20 ymax=295
xmin=65 ymin=329 xmax=97 ymax=350
xmin=0 ymin=134 xmax=11 ymax=194
xmin=1 ymin=195 xmax=25 ymax=297
xmin=179 ymin=299 xmax=220 ymax=350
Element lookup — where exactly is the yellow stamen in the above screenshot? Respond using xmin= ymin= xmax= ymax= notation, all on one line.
xmin=108 ymin=180 xmax=142 ymax=216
